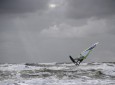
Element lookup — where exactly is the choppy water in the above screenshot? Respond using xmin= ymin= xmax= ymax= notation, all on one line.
xmin=0 ymin=62 xmax=115 ymax=85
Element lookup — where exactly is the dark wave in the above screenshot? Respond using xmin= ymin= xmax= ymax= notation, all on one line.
xmin=0 ymin=62 xmax=115 ymax=81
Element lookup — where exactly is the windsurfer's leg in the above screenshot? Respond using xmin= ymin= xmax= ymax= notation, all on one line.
xmin=75 ymin=60 xmax=80 ymax=65
xmin=78 ymin=59 xmax=83 ymax=64
xmin=75 ymin=62 xmax=79 ymax=65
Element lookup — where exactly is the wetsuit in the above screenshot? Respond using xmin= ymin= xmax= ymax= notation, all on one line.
xmin=75 ymin=55 xmax=86 ymax=65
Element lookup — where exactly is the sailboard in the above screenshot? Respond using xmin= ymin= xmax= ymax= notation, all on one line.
xmin=69 ymin=56 xmax=75 ymax=63
xmin=69 ymin=42 xmax=99 ymax=65
xmin=69 ymin=56 xmax=79 ymax=65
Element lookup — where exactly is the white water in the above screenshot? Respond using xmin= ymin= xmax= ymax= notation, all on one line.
xmin=0 ymin=62 xmax=115 ymax=85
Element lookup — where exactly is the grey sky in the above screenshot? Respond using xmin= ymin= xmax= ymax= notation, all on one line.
xmin=0 ymin=0 xmax=115 ymax=63
xmin=0 ymin=0 xmax=49 ymax=14
xmin=67 ymin=0 xmax=115 ymax=19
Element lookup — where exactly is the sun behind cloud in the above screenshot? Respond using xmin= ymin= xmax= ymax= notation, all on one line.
xmin=49 ymin=4 xmax=57 ymax=8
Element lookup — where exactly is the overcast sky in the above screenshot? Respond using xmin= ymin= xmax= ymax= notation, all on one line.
xmin=0 ymin=0 xmax=115 ymax=63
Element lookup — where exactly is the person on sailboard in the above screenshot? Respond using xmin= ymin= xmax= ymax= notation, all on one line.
xmin=76 ymin=54 xmax=86 ymax=65
xmin=69 ymin=54 xmax=85 ymax=65
xmin=69 ymin=42 xmax=99 ymax=65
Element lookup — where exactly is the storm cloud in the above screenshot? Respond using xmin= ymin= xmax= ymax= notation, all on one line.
xmin=66 ymin=0 xmax=115 ymax=19
xmin=0 ymin=0 xmax=115 ymax=63
xmin=0 ymin=0 xmax=50 ymax=14
xmin=0 ymin=0 xmax=115 ymax=18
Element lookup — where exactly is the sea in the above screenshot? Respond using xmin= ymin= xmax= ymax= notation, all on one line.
xmin=0 ymin=62 xmax=115 ymax=85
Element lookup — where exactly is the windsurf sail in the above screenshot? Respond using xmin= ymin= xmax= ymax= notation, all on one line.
xmin=69 ymin=42 xmax=99 ymax=65
xmin=80 ymin=42 xmax=99 ymax=59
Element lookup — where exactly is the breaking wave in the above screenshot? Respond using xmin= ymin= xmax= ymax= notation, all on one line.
xmin=0 ymin=62 xmax=115 ymax=85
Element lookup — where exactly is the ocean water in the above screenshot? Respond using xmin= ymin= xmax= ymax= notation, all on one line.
xmin=0 ymin=62 xmax=115 ymax=85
